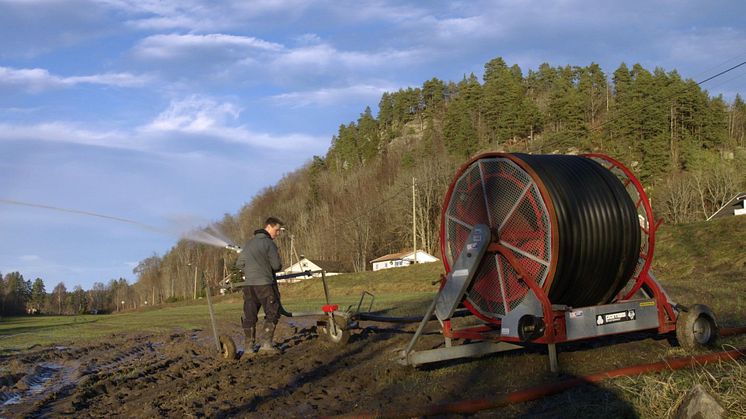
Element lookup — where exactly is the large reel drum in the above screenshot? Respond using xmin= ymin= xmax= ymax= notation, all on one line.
xmin=441 ymin=153 xmax=642 ymax=323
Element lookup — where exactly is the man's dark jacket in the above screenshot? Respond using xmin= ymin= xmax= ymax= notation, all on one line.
xmin=235 ymin=229 xmax=282 ymax=286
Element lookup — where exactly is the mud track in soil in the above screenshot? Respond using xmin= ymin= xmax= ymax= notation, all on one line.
xmin=1 ymin=318 xmax=670 ymax=417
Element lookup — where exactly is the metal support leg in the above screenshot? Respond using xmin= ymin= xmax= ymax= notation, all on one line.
xmin=205 ymin=283 xmax=221 ymax=353
xmin=548 ymin=343 xmax=558 ymax=373
xmin=403 ymin=294 xmax=439 ymax=357
xmin=320 ymin=271 xmax=338 ymax=335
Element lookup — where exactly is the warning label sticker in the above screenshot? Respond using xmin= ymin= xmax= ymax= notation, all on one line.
xmin=596 ymin=309 xmax=636 ymax=326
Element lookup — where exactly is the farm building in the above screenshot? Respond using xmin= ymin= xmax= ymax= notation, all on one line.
xmin=707 ymin=192 xmax=746 ymax=221
xmin=370 ymin=249 xmax=439 ymax=271
xmin=280 ymin=256 xmax=346 ymax=281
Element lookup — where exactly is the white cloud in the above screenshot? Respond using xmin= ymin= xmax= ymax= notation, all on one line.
xmin=0 ymin=66 xmax=151 ymax=92
xmin=0 ymin=107 xmax=325 ymax=152
xmin=19 ymin=255 xmax=41 ymax=262
xmin=100 ymin=0 xmax=311 ymax=31
xmin=431 ymin=15 xmax=499 ymax=41
xmin=128 ymin=32 xmax=422 ymax=90
xmin=133 ymin=33 xmax=283 ymax=60
xmin=0 ymin=67 xmax=63 ymax=92
xmin=145 ymin=95 xmax=240 ymax=131
xmin=328 ymin=2 xmax=428 ymax=24
xmin=258 ymin=43 xmax=424 ymax=88
xmin=141 ymin=95 xmax=324 ymax=150
xmin=273 ymin=43 xmax=420 ymax=70
xmin=0 ymin=121 xmax=138 ymax=150
xmin=64 ymin=72 xmax=152 ymax=86
xmin=294 ymin=33 xmax=322 ymax=46
xmin=270 ymin=83 xmax=398 ymax=107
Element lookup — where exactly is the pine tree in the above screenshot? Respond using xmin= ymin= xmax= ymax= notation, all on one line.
xmin=481 ymin=57 xmax=531 ymax=145
xmin=577 ymin=63 xmax=607 ymax=127
xmin=443 ymin=96 xmax=478 ymax=158
xmin=3 ymin=272 xmax=29 ymax=314
xmin=31 ymin=278 xmax=45 ymax=314
xmin=545 ymin=66 xmax=587 ymax=149
xmin=607 ymin=62 xmax=634 ymax=143
xmin=526 ymin=63 xmax=558 ymax=114
xmin=357 ymin=106 xmax=380 ymax=164
xmin=730 ymin=94 xmax=746 ymax=147
xmin=421 ymin=77 xmax=447 ymax=118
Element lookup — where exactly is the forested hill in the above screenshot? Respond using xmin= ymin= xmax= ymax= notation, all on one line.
xmin=128 ymin=56 xmax=746 ymax=306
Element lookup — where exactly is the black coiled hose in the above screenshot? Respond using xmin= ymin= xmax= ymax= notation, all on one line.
xmin=514 ymin=154 xmax=640 ymax=307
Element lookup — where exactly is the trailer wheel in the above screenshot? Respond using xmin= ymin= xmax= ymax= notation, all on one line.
xmin=325 ymin=316 xmax=350 ymax=345
xmin=676 ymin=304 xmax=718 ymax=351
xmin=219 ymin=335 xmax=238 ymax=360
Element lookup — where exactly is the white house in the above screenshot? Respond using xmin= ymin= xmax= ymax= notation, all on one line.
xmin=370 ymin=249 xmax=439 ymax=272
xmin=280 ymin=256 xmax=345 ymax=282
xmin=707 ymin=192 xmax=746 ymax=221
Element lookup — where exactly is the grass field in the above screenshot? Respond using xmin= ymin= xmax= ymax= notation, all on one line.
xmin=0 ymin=284 xmax=438 ymax=354
xmin=1 ymin=216 xmax=745 ymax=416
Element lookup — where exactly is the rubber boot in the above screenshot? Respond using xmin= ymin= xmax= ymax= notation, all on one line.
xmin=243 ymin=326 xmax=256 ymax=353
xmin=258 ymin=322 xmax=280 ymax=355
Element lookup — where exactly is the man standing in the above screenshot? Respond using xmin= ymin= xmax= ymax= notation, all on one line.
xmin=235 ymin=217 xmax=284 ymax=354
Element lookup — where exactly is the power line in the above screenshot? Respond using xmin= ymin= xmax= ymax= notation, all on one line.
xmin=687 ymin=50 xmax=746 ymax=82
xmin=696 ymin=60 xmax=746 ymax=86
xmin=0 ymin=198 xmax=166 ymax=233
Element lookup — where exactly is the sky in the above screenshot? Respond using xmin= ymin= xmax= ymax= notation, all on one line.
xmin=1 ymin=0 xmax=745 ymax=291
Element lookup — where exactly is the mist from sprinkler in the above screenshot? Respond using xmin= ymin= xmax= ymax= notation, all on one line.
xmin=180 ymin=224 xmax=242 ymax=252
xmin=1 ymin=198 xmax=241 ymax=251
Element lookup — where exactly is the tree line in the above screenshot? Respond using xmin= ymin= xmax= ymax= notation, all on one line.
xmin=6 ymin=56 xmax=744 ymax=314
xmin=0 ymin=271 xmax=138 ymax=316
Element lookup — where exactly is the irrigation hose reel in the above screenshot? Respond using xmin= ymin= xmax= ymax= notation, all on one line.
xmin=401 ymin=153 xmax=718 ymax=369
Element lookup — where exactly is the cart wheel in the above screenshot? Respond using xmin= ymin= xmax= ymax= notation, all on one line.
xmin=219 ymin=335 xmax=238 ymax=360
xmin=325 ymin=316 xmax=350 ymax=345
xmin=676 ymin=304 xmax=718 ymax=351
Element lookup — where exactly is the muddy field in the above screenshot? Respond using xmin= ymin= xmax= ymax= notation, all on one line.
xmin=2 ymin=312 xmax=703 ymax=418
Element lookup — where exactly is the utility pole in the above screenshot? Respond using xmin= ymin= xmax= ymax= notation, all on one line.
xmin=286 ymin=229 xmax=301 ymax=271
xmin=412 ymin=177 xmax=417 ymax=265
xmin=193 ymin=264 xmax=198 ymax=300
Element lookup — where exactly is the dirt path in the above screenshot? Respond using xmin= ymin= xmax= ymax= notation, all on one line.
xmin=0 ymin=317 xmax=680 ymax=418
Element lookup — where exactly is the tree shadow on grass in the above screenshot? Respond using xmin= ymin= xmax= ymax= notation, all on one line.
xmin=359 ymin=330 xmax=661 ymax=418
xmin=366 ymin=347 xmax=639 ymax=418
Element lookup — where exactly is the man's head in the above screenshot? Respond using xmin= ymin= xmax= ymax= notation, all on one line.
xmin=264 ymin=217 xmax=284 ymax=239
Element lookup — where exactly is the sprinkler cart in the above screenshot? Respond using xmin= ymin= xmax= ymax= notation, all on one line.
xmin=398 ymin=153 xmax=718 ymax=371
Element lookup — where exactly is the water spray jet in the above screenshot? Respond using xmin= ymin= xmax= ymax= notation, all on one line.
xmin=1 ymin=198 xmax=241 ymax=251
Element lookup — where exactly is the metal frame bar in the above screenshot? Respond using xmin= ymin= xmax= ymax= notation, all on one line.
xmin=356 ymin=291 xmax=376 ymax=313
xmin=204 ymin=278 xmax=221 ymax=353
xmin=400 ymin=341 xmax=524 ymax=367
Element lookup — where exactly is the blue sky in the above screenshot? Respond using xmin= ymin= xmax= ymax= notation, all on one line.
xmin=1 ymin=0 xmax=745 ymax=290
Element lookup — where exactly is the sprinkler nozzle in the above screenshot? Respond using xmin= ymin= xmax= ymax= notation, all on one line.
xmin=225 ymin=244 xmax=242 ymax=253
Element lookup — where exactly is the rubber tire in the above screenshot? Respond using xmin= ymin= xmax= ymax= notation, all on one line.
xmin=676 ymin=304 xmax=718 ymax=351
xmin=325 ymin=316 xmax=351 ymax=345
xmin=219 ymin=334 xmax=238 ymax=360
